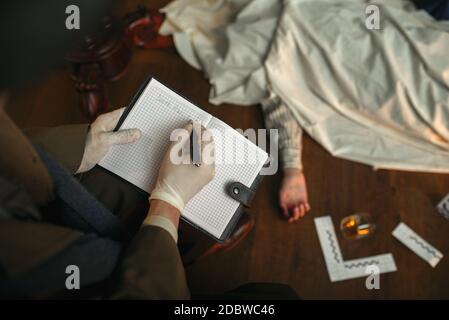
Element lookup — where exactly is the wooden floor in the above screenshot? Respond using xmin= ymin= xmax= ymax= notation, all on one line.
xmin=6 ymin=0 xmax=449 ymax=299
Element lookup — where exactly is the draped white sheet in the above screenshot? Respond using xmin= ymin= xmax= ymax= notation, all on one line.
xmin=160 ymin=0 xmax=449 ymax=173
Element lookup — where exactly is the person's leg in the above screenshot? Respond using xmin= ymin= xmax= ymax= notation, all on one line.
xmin=76 ymin=166 xmax=149 ymax=232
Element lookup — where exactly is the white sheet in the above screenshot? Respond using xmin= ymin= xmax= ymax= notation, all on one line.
xmin=160 ymin=0 xmax=449 ymax=173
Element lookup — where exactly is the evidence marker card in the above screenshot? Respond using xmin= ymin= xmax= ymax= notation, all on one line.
xmin=437 ymin=193 xmax=449 ymax=220
xmin=315 ymin=216 xmax=396 ymax=282
xmin=392 ymin=222 xmax=443 ymax=268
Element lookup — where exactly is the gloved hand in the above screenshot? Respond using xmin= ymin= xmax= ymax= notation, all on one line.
xmin=150 ymin=122 xmax=215 ymax=212
xmin=77 ymin=107 xmax=141 ymax=173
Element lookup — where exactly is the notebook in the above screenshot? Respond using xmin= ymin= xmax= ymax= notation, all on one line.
xmin=99 ymin=78 xmax=269 ymax=242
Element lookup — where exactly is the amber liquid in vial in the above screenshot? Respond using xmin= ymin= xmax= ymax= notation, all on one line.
xmin=340 ymin=213 xmax=375 ymax=240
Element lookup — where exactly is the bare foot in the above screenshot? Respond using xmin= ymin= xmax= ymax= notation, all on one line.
xmin=279 ymin=168 xmax=311 ymax=223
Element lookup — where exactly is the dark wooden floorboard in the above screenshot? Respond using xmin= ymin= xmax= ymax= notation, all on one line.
xmin=5 ymin=0 xmax=449 ymax=299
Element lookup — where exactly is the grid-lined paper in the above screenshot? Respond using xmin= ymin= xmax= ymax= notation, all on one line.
xmin=183 ymin=117 xmax=268 ymax=238
xmin=99 ymin=79 xmax=268 ymax=239
xmin=99 ymin=79 xmax=212 ymax=194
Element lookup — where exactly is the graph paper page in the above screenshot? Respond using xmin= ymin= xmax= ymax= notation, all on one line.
xmin=183 ymin=117 xmax=268 ymax=238
xmin=99 ymin=79 xmax=212 ymax=194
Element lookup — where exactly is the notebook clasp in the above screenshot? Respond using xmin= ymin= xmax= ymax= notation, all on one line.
xmin=226 ymin=181 xmax=254 ymax=207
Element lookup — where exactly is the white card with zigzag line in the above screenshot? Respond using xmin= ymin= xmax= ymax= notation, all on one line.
xmin=392 ymin=222 xmax=443 ymax=268
xmin=314 ymin=216 xmax=397 ymax=282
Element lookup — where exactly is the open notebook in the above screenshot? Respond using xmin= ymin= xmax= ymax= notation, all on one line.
xmin=99 ymin=78 xmax=268 ymax=241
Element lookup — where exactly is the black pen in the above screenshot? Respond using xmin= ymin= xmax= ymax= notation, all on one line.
xmin=190 ymin=120 xmax=202 ymax=167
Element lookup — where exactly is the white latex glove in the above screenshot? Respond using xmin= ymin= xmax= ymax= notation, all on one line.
xmin=77 ymin=107 xmax=141 ymax=173
xmin=150 ymin=122 xmax=215 ymax=212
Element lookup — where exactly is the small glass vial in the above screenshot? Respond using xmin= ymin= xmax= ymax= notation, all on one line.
xmin=340 ymin=213 xmax=376 ymax=240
